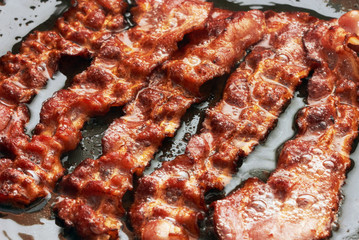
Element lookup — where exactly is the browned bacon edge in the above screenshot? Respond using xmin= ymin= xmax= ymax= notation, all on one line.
xmin=57 ymin=0 xmax=128 ymax=53
xmin=0 ymin=0 xmax=212 ymax=207
xmin=213 ymin=11 xmax=359 ymax=240
xmin=130 ymin=11 xmax=317 ymax=240
xmin=0 ymin=0 xmax=128 ymax=207
xmin=53 ymin=9 xmax=265 ymax=240
xmin=0 ymin=0 xmax=128 ymax=153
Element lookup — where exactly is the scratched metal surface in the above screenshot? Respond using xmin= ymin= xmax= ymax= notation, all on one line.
xmin=0 ymin=0 xmax=358 ymax=239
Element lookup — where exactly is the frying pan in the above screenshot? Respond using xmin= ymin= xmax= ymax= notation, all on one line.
xmin=0 ymin=0 xmax=358 ymax=239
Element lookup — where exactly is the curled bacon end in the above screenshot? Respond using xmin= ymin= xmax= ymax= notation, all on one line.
xmin=339 ymin=10 xmax=359 ymax=35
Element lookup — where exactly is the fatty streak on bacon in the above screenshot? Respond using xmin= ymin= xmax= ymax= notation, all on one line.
xmin=53 ymin=9 xmax=265 ymax=240
xmin=0 ymin=0 xmax=212 ymax=207
xmin=0 ymin=0 xmax=127 ymax=153
xmin=0 ymin=0 xmax=127 ymax=206
xmin=130 ymin=11 xmax=316 ymax=240
xmin=213 ymin=11 xmax=359 ymax=240
xmin=0 ymin=0 xmax=127 ymax=160
xmin=57 ymin=0 xmax=128 ymax=53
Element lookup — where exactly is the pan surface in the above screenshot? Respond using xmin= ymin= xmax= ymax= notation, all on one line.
xmin=0 ymin=0 xmax=358 ymax=239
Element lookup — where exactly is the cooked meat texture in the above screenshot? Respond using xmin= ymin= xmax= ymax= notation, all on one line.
xmin=57 ymin=0 xmax=128 ymax=53
xmin=0 ymin=0 xmax=212 ymax=207
xmin=0 ymin=0 xmax=127 ymax=153
xmin=130 ymin=11 xmax=315 ymax=240
xmin=0 ymin=0 xmax=128 ymax=207
xmin=53 ymin=9 xmax=265 ymax=240
xmin=213 ymin=11 xmax=359 ymax=240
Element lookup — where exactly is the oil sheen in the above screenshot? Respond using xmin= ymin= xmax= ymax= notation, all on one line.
xmin=0 ymin=0 xmax=358 ymax=240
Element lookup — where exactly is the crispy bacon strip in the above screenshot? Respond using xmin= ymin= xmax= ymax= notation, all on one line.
xmin=53 ymin=9 xmax=265 ymax=239
xmin=0 ymin=0 xmax=128 ymax=206
xmin=57 ymin=0 xmax=128 ymax=53
xmin=0 ymin=0 xmax=212 ymax=207
xmin=0 ymin=0 xmax=127 ymax=152
xmin=213 ymin=11 xmax=359 ymax=240
xmin=130 ymin=11 xmax=316 ymax=240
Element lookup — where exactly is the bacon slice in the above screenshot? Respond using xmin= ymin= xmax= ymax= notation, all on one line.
xmin=0 ymin=0 xmax=212 ymax=207
xmin=130 ymin=11 xmax=316 ymax=240
xmin=53 ymin=9 xmax=265 ymax=239
xmin=0 ymin=0 xmax=127 ymax=152
xmin=213 ymin=11 xmax=359 ymax=240
xmin=57 ymin=0 xmax=128 ymax=53
xmin=0 ymin=0 xmax=127 ymax=207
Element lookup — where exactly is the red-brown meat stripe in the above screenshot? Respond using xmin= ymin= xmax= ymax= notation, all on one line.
xmin=53 ymin=9 xmax=265 ymax=239
xmin=0 ymin=0 xmax=212 ymax=207
xmin=130 ymin=11 xmax=316 ymax=240
xmin=213 ymin=11 xmax=359 ymax=240
xmin=0 ymin=0 xmax=128 ymax=152
xmin=0 ymin=0 xmax=128 ymax=206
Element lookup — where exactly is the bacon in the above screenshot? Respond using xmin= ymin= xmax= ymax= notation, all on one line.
xmin=0 ymin=0 xmax=128 ymax=207
xmin=130 ymin=11 xmax=316 ymax=240
xmin=0 ymin=35 xmax=86 ymax=155
xmin=57 ymin=0 xmax=128 ymax=53
xmin=213 ymin=11 xmax=359 ymax=240
xmin=0 ymin=0 xmax=128 ymax=153
xmin=53 ymin=9 xmax=265 ymax=239
xmin=0 ymin=0 xmax=212 ymax=207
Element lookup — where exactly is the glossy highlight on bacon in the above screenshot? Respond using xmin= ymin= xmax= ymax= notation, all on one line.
xmin=213 ymin=11 xmax=359 ymax=240
xmin=53 ymin=9 xmax=265 ymax=239
xmin=130 ymin=11 xmax=316 ymax=240
xmin=0 ymin=0 xmax=128 ymax=206
xmin=57 ymin=0 xmax=128 ymax=53
xmin=0 ymin=0 xmax=128 ymax=152
xmin=0 ymin=0 xmax=212 ymax=207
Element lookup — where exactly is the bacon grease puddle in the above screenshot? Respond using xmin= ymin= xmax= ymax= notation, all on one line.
xmin=0 ymin=0 xmax=358 ymax=239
